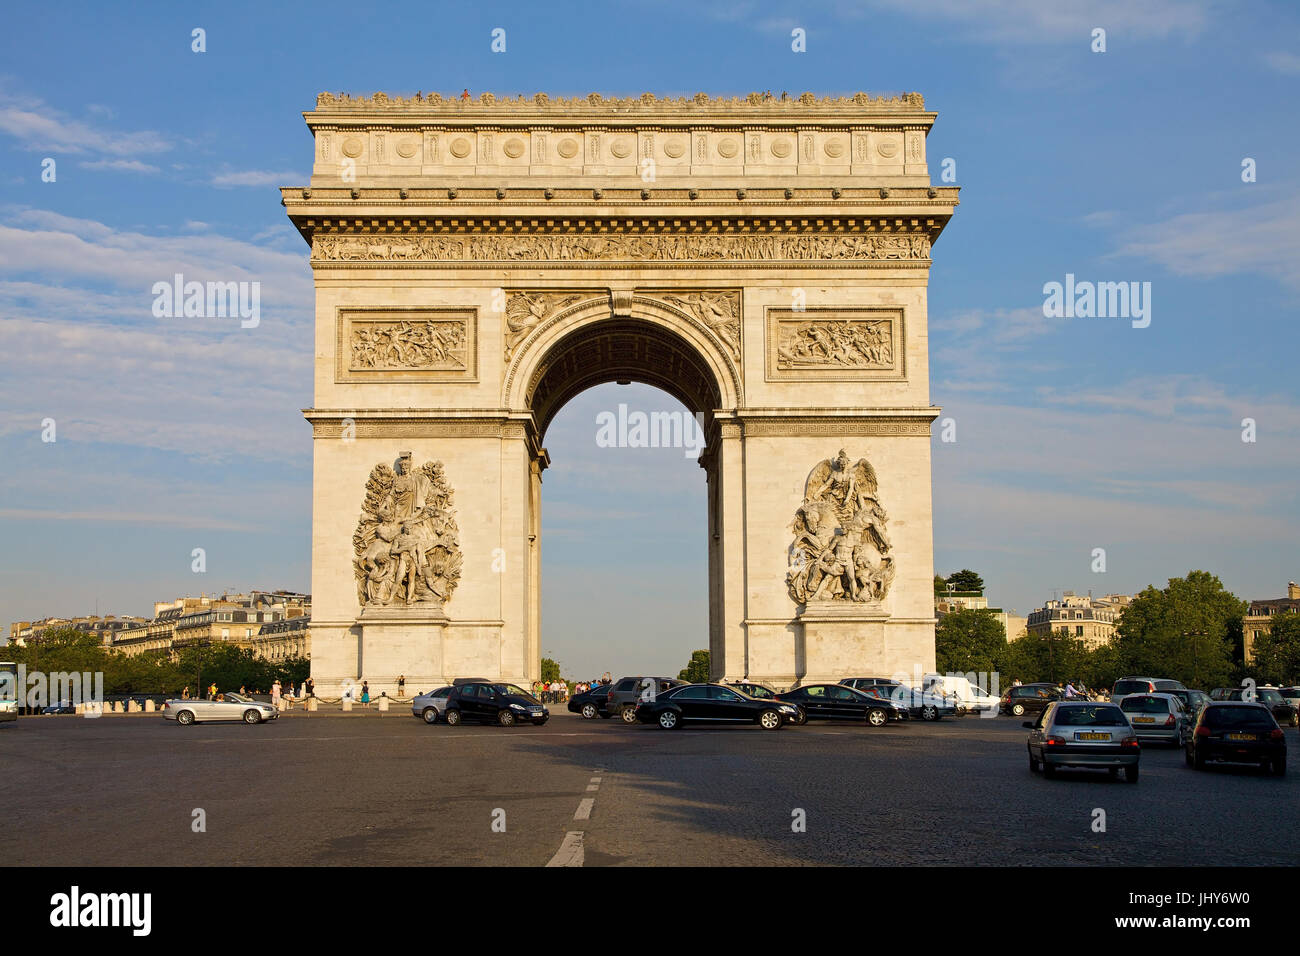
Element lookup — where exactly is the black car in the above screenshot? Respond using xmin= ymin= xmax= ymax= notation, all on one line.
xmin=605 ymin=676 xmax=688 ymax=724
xmin=729 ymin=681 xmax=807 ymax=724
xmin=1214 ymin=687 xmax=1298 ymax=727
xmin=1185 ymin=702 xmax=1286 ymax=775
xmin=443 ymin=681 xmax=549 ymax=727
xmin=1168 ymin=688 xmax=1212 ymax=719
xmin=1001 ymin=684 xmax=1064 ymax=717
xmin=635 ymin=683 xmax=797 ymax=730
xmin=776 ymin=683 xmax=900 ymax=727
xmin=568 ymin=683 xmax=613 ymax=719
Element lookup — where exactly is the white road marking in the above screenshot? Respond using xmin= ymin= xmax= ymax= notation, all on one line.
xmin=586 ymin=784 xmax=599 ymax=791
xmin=545 ymin=831 xmax=584 ymax=867
xmin=574 ymin=797 xmax=594 ymax=820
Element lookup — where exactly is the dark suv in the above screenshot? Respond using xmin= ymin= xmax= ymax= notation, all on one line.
xmin=1185 ymin=702 xmax=1286 ymax=775
xmin=1001 ymin=683 xmax=1064 ymax=717
xmin=606 ymin=676 xmax=687 ymax=724
xmin=443 ymin=681 xmax=549 ymax=727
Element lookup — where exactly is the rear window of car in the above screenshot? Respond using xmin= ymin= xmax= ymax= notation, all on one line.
xmin=1120 ymin=696 xmax=1170 ymax=713
xmin=1113 ymin=680 xmax=1152 ymax=695
xmin=1153 ymin=680 xmax=1186 ymax=692
xmin=1203 ymin=706 xmax=1275 ymax=729
xmin=616 ymin=679 xmax=636 ymax=691
xmin=1053 ymin=705 xmax=1127 ymax=726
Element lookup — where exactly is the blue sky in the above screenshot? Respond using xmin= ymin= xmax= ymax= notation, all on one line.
xmin=1 ymin=0 xmax=1297 ymax=677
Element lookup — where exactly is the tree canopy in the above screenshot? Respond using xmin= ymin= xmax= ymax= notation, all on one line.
xmin=678 ymin=649 xmax=710 ymax=683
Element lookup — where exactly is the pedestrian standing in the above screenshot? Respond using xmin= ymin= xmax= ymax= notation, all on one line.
xmin=306 ymin=677 xmax=315 ymax=698
xmin=398 ymin=674 xmax=406 ymax=698
xmin=208 ymin=682 xmax=217 ymax=700
xmin=360 ymin=680 xmax=371 ymax=708
xmin=271 ymin=679 xmax=282 ymax=709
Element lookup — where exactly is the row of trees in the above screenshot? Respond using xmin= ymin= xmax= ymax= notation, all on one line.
xmin=3 ymin=627 xmax=309 ymax=697
xmin=937 ymin=570 xmax=1293 ymax=690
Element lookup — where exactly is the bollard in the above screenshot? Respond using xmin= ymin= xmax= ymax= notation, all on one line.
xmin=378 ymin=697 xmax=389 ymax=714
xmin=342 ymin=699 xmax=352 ymax=712
xmin=145 ymin=699 xmax=155 ymax=713
xmin=308 ymin=697 xmax=318 ymax=712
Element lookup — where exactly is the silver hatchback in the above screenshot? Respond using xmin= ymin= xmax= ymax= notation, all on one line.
xmin=1026 ymin=701 xmax=1141 ymax=782
xmin=1119 ymin=692 xmax=1191 ymax=746
xmin=411 ymin=686 xmax=453 ymax=724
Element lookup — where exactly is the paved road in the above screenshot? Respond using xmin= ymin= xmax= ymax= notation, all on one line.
xmin=3 ymin=710 xmax=1297 ymax=866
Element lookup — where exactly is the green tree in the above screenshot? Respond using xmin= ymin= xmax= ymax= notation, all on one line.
xmin=540 ymin=657 xmax=561 ymax=682
xmin=945 ymin=569 xmax=984 ymax=594
xmin=1114 ymin=571 xmax=1243 ymax=689
xmin=678 ymin=649 xmax=710 ymax=683
xmin=1249 ymin=614 xmax=1300 ymax=685
xmin=936 ymin=608 xmax=1007 ymax=674
xmin=933 ymin=574 xmax=947 ymax=592
xmin=1000 ymin=628 xmax=1090 ymax=685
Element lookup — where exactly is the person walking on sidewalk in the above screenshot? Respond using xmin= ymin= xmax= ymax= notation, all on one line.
xmin=271 ymin=679 xmax=282 ymax=709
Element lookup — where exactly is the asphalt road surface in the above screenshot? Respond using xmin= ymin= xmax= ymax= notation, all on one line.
xmin=3 ymin=710 xmax=1297 ymax=866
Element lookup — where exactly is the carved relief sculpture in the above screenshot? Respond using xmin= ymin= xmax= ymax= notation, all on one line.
xmin=777 ymin=318 xmax=892 ymax=369
xmin=353 ymin=453 xmax=462 ymax=608
xmin=658 ymin=291 xmax=741 ymax=360
xmin=788 ymin=450 xmax=894 ymax=606
xmin=351 ymin=319 xmax=467 ymax=370
xmin=314 ymin=232 xmax=931 ymax=263
xmin=504 ymin=292 xmax=586 ymax=358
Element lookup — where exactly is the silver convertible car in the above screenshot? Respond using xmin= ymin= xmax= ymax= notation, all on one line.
xmin=163 ymin=693 xmax=278 ymax=725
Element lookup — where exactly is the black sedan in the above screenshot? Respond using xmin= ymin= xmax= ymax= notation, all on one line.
xmin=567 ymin=683 xmax=613 ymax=719
xmin=442 ymin=681 xmax=549 ymax=727
xmin=1185 ymin=702 xmax=1286 ymax=775
xmin=728 ymin=681 xmax=807 ymax=724
xmin=635 ymin=683 xmax=798 ymax=730
xmin=775 ymin=683 xmax=901 ymax=727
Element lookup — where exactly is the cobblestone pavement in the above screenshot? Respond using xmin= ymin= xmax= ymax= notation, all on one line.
xmin=3 ymin=710 xmax=1296 ymax=866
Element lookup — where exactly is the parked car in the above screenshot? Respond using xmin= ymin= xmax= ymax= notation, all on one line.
xmin=442 ymin=681 xmax=549 ymax=727
xmin=163 ymin=693 xmax=278 ymax=726
xmin=729 ymin=682 xmax=806 ymax=724
xmin=636 ymin=683 xmax=798 ymax=730
xmin=1211 ymin=686 xmax=1298 ymax=727
xmin=1111 ymin=676 xmax=1187 ymax=706
xmin=568 ymin=683 xmax=613 ymax=719
xmin=1001 ymin=684 xmax=1063 ymax=717
xmin=605 ymin=676 xmax=688 ymax=724
xmin=1025 ymin=701 xmax=1140 ymax=782
xmin=840 ymin=677 xmax=903 ymax=692
xmin=41 ymin=702 xmax=77 ymax=715
xmin=1185 ymin=702 xmax=1286 ymax=775
xmin=1279 ymin=687 xmax=1300 ymax=712
xmin=1167 ymin=688 xmax=1212 ymax=719
xmin=1118 ymin=693 xmax=1192 ymax=746
xmin=411 ymin=686 xmax=453 ymax=724
xmin=776 ymin=683 xmax=900 ymax=727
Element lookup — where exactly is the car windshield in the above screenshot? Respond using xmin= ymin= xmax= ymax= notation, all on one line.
xmin=1113 ymin=680 xmax=1152 ymax=695
xmin=1120 ymin=696 xmax=1171 ymax=713
xmin=1257 ymin=689 xmax=1282 ymax=703
xmin=1204 ymin=706 xmax=1275 ymax=729
xmin=225 ymin=693 xmax=249 ymax=703
xmin=1052 ymin=705 xmax=1128 ymax=726
xmin=494 ymin=684 xmax=537 ymax=701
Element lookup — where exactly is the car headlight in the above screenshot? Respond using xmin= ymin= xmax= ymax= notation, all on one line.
xmin=510 ymin=703 xmax=526 ymax=710
xmin=779 ymin=705 xmax=797 ymax=714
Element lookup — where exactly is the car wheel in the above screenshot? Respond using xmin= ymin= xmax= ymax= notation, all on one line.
xmin=1124 ymin=764 xmax=1139 ymax=783
xmin=658 ymin=710 xmax=678 ymax=730
xmin=1011 ymin=703 xmax=1026 ymax=717
xmin=1028 ymin=750 xmax=1040 ymax=773
xmin=243 ymin=709 xmax=262 ymax=725
xmin=921 ymin=705 xmax=938 ymax=721
xmin=422 ymin=707 xmax=439 ymax=724
xmin=1272 ymin=756 xmax=1287 ymax=776
xmin=866 ymin=708 xmax=888 ymax=728
xmin=759 ymin=709 xmax=782 ymax=731
xmin=444 ymin=709 xmax=462 ymax=726
xmin=176 ymin=710 xmax=195 ymax=726
xmin=498 ymin=709 xmax=516 ymax=727
xmin=620 ymin=705 xmax=638 ymax=724
xmin=581 ymin=703 xmax=598 ymax=719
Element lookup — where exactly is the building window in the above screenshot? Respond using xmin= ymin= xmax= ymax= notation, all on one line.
xmin=1076 ymin=626 xmax=1084 ymax=636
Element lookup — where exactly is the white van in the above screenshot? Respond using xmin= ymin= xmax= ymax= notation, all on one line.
xmin=922 ymin=674 xmax=1002 ymax=714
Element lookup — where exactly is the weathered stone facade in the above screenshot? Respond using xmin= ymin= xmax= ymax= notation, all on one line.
xmin=284 ymin=91 xmax=958 ymax=696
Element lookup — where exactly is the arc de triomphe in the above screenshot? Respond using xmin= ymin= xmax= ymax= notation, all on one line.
xmin=282 ymin=91 xmax=958 ymax=696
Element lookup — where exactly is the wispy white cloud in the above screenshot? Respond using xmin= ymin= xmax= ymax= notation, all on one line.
xmin=0 ymin=92 xmax=171 ymax=156
xmin=212 ymin=169 xmax=304 ymax=187
xmin=1263 ymin=50 xmax=1300 ymax=75
xmin=79 ymin=158 xmax=160 ymax=174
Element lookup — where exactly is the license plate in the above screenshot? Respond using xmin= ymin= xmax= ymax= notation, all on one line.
xmin=1132 ymin=716 xmax=1155 ymax=723
xmin=1076 ymin=732 xmax=1110 ymax=741
xmin=1228 ymin=732 xmax=1256 ymax=741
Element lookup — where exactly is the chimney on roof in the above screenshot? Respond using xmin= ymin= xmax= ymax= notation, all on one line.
xmin=1289 ymin=582 xmax=1300 ymax=600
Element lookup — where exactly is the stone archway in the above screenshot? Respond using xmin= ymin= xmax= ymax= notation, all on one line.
xmin=287 ymin=91 xmax=958 ymax=696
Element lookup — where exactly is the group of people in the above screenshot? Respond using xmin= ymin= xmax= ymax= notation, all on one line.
xmin=1009 ymin=678 xmax=1106 ymax=701
xmin=177 ymin=678 xmax=316 ymax=706
xmin=532 ymin=680 xmax=569 ymax=704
